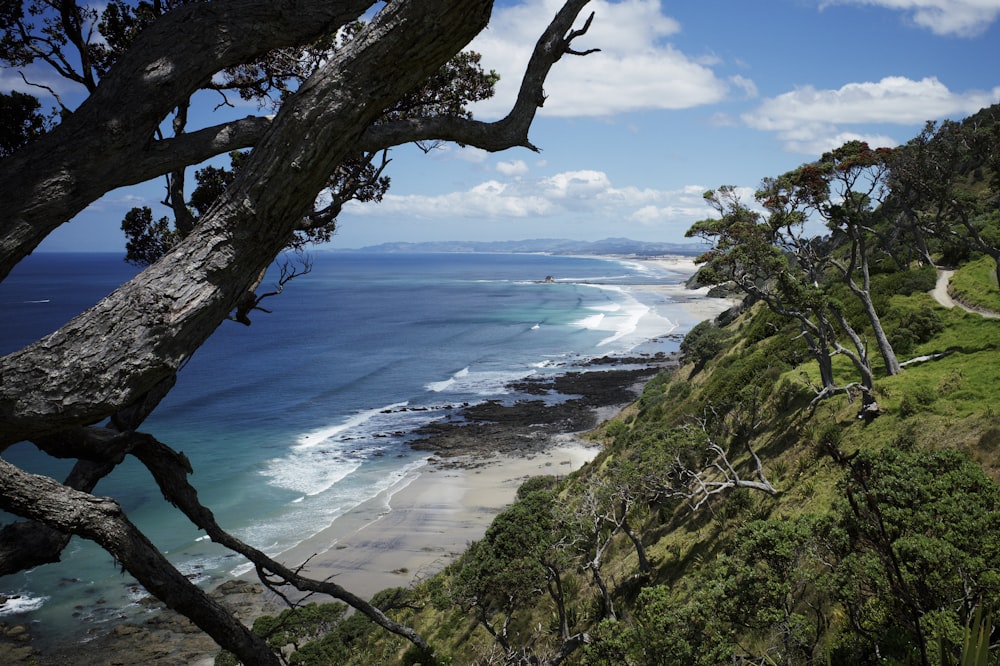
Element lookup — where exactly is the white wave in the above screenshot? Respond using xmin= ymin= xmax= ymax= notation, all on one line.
xmin=262 ymin=456 xmax=363 ymax=497
xmin=426 ymin=366 xmax=469 ymax=392
xmin=266 ymin=402 xmax=449 ymax=496
xmin=597 ymin=300 xmax=649 ymax=346
xmin=0 ymin=593 xmax=48 ymax=616
xmin=294 ymin=402 xmax=410 ymax=451
xmin=428 ymin=367 xmax=535 ymax=395
xmin=230 ymin=458 xmax=429 ymax=577
xmin=572 ymin=313 xmax=606 ymax=330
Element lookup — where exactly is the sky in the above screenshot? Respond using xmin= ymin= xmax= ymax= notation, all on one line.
xmin=21 ymin=0 xmax=1000 ymax=252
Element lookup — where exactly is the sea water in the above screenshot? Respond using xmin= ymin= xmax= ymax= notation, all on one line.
xmin=0 ymin=250 xmax=699 ymax=642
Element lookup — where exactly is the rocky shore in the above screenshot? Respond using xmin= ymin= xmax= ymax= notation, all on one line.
xmin=4 ymin=350 xmax=682 ymax=665
xmin=411 ymin=351 xmax=680 ymax=460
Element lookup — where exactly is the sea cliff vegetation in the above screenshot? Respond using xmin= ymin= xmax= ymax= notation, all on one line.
xmin=218 ymin=106 xmax=1000 ymax=665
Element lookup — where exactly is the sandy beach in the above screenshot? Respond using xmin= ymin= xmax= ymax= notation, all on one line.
xmin=265 ymin=439 xmax=601 ymax=602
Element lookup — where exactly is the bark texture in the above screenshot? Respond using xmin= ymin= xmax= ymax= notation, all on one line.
xmin=0 ymin=0 xmax=597 ymax=662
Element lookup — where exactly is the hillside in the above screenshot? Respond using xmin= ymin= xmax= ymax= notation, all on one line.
xmin=214 ymin=105 xmax=1000 ymax=666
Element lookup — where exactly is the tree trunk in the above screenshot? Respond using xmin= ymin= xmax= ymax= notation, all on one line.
xmin=0 ymin=0 xmax=494 ymax=446
xmin=856 ymin=287 xmax=901 ymax=376
xmin=620 ymin=514 xmax=650 ymax=573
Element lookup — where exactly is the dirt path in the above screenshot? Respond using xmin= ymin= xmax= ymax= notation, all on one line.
xmin=931 ymin=268 xmax=1000 ymax=319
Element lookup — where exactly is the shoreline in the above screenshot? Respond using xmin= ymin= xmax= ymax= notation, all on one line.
xmin=261 ymin=438 xmax=602 ymax=603
xmin=258 ymin=258 xmax=740 ymax=602
xmin=12 ymin=255 xmax=741 ymax=664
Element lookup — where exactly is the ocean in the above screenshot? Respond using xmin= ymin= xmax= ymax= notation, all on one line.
xmin=0 ymin=250 xmax=701 ymax=643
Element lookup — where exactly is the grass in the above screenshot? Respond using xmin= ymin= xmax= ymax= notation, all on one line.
xmin=949 ymin=256 xmax=1000 ymax=313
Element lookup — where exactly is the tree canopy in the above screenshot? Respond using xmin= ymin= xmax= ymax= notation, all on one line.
xmin=0 ymin=1 xmax=599 ymax=663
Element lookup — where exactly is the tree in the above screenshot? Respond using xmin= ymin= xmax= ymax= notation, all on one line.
xmin=687 ymin=187 xmax=881 ymax=410
xmin=714 ymin=518 xmax=829 ymax=664
xmin=0 ymin=1 xmax=600 ymax=663
xmin=820 ymin=446 xmax=1000 ymax=665
xmin=0 ymin=90 xmax=48 ymax=157
xmin=448 ymin=488 xmax=564 ymax=661
xmin=760 ymin=142 xmax=903 ymax=376
xmin=889 ymin=106 xmax=1000 ymax=285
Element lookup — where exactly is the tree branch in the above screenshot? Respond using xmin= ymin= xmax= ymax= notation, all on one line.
xmin=128 ymin=434 xmax=432 ymax=653
xmin=357 ymin=1 xmax=598 ymax=154
xmin=653 ymin=419 xmax=778 ymax=512
xmin=0 ymin=0 xmax=502 ymax=445
xmin=0 ymin=0 xmax=375 ymax=281
xmin=137 ymin=116 xmax=274 ymax=180
xmin=0 ymin=457 xmax=280 ymax=665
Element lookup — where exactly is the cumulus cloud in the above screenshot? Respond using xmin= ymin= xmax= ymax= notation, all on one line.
xmin=343 ymin=169 xmax=714 ymax=237
xmin=743 ymin=76 xmax=1000 ymax=154
xmin=467 ymin=0 xmax=732 ymax=118
xmin=820 ymin=0 xmax=1000 ymax=37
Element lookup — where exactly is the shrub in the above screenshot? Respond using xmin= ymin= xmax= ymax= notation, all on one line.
xmin=680 ymin=320 xmax=731 ymax=371
xmin=884 ymin=303 xmax=944 ymax=355
xmin=898 ymin=383 xmax=937 ymax=417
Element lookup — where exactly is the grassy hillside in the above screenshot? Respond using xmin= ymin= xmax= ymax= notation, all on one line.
xmin=216 ymin=104 xmax=1000 ymax=664
xmin=219 ymin=257 xmax=1000 ymax=666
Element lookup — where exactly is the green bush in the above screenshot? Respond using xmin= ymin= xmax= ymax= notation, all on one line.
xmin=884 ymin=303 xmax=944 ymax=355
xmin=898 ymin=383 xmax=937 ymax=417
xmin=872 ymin=264 xmax=938 ymax=298
xmin=680 ymin=320 xmax=732 ymax=370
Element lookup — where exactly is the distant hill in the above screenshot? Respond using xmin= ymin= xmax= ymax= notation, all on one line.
xmin=332 ymin=237 xmax=703 ymax=257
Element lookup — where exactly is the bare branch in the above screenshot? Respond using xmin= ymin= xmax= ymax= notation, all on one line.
xmin=651 ymin=419 xmax=778 ymax=512
xmin=128 ymin=433 xmax=432 ymax=651
xmin=19 ymin=71 xmax=69 ymax=113
xmin=356 ymin=0 xmax=598 ymax=154
xmin=229 ymin=254 xmax=313 ymax=326
xmin=0 ymin=457 xmax=280 ymax=665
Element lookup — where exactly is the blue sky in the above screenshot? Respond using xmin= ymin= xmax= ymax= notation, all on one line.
xmin=23 ymin=0 xmax=1000 ymax=252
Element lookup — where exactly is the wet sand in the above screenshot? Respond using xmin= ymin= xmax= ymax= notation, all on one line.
xmin=266 ymin=439 xmax=600 ymax=601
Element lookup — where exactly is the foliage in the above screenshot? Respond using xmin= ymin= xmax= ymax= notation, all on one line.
xmin=888 ymin=105 xmax=1000 ymax=285
xmin=679 ymin=319 xmax=732 ymax=372
xmin=0 ymin=90 xmax=48 ymax=157
xmin=882 ymin=300 xmax=944 ymax=356
xmin=120 ymin=206 xmax=178 ymax=267
xmin=445 ymin=488 xmax=559 ymax=651
xmin=826 ymin=447 xmax=1000 ymax=663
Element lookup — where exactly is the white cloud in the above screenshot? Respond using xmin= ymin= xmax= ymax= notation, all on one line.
xmin=496 ymin=159 xmax=529 ymax=176
xmin=730 ymin=75 xmax=759 ymax=99
xmin=467 ymin=0 xmax=732 ymax=118
xmin=743 ymin=76 xmax=1000 ymax=153
xmin=0 ymin=65 xmax=82 ymax=104
xmin=343 ymin=170 xmax=715 ymax=237
xmin=820 ymin=0 xmax=1000 ymax=37
xmin=627 ymin=185 xmax=735 ymax=225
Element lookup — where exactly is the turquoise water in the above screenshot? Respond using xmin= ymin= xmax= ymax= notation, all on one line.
xmin=0 ymin=250 xmax=697 ymax=643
